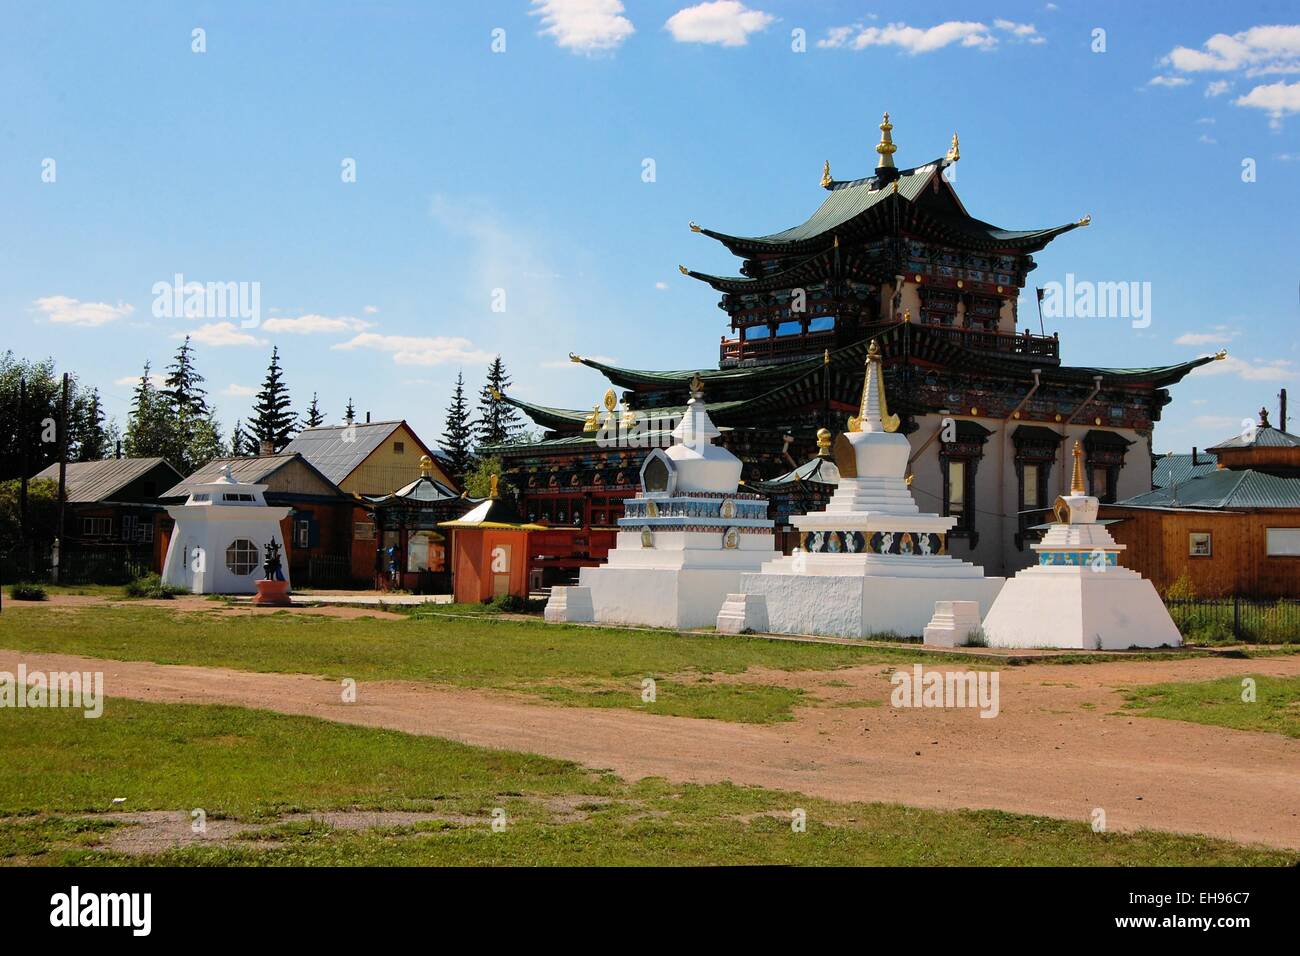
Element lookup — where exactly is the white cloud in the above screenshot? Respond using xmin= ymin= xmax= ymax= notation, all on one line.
xmin=1205 ymin=79 xmax=1231 ymax=97
xmin=260 ymin=313 xmax=373 ymax=335
xmin=1278 ymin=152 xmax=1300 ymax=161
xmin=1198 ymin=133 xmax=1217 ymax=144
xmin=1191 ymin=414 xmax=1243 ymax=431
xmin=34 ymin=295 xmax=133 ymax=327
xmin=222 ymin=383 xmax=258 ymax=397
xmin=363 ymin=305 xmax=379 ymax=314
xmin=1175 ymin=331 xmax=1234 ymax=345
xmin=181 ymin=322 xmax=268 ymax=347
xmin=1163 ymin=25 xmax=1300 ymax=76
xmin=1235 ymin=79 xmax=1300 ymax=125
xmin=332 ymin=332 xmax=495 ymax=367
xmin=1194 ymin=355 xmax=1295 ymax=381
xmin=655 ymin=281 xmax=668 ymax=290
xmin=666 ymin=1 xmax=774 ymax=46
xmin=1149 ymin=75 xmax=1191 ymax=87
xmin=993 ymin=19 xmax=1044 ymax=43
xmin=819 ymin=21 xmax=1000 ymax=54
xmin=531 ymin=0 xmax=634 ymax=54
xmin=114 ymin=372 xmax=161 ymax=388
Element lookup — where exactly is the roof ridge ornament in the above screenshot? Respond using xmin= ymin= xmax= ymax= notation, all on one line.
xmin=1076 ymin=214 xmax=1092 ymax=227
xmin=1070 ymin=441 xmax=1086 ymax=495
xmin=875 ymin=112 xmax=897 ymax=169
xmin=821 ymin=160 xmax=833 ymax=188
xmin=946 ymin=132 xmax=960 ymax=162
xmin=688 ymin=221 xmax=701 ymax=233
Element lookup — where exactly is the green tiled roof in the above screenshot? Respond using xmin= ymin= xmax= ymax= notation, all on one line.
xmin=695 ymin=157 xmax=1085 ymax=256
xmin=1116 ymin=468 xmax=1300 ymax=510
xmin=497 ymin=393 xmax=748 ymax=433
xmin=1207 ymin=425 xmax=1300 ymax=451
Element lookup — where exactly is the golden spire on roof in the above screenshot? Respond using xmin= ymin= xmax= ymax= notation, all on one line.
xmin=875 ymin=112 xmax=897 ymax=168
xmin=488 ymin=386 xmax=502 ymax=401
xmin=946 ymin=132 xmax=960 ymax=162
xmin=688 ymin=221 xmax=701 ymax=233
xmin=678 ymin=264 xmax=689 ymax=275
xmin=816 ymin=427 xmax=832 ymax=457
xmin=489 ymin=474 xmax=500 ymax=499
xmin=1070 ymin=441 xmax=1086 ymax=495
xmin=821 ymin=160 xmax=832 ymax=188
xmin=419 ymin=454 xmax=432 ymax=477
xmin=568 ymin=352 xmax=582 ymax=363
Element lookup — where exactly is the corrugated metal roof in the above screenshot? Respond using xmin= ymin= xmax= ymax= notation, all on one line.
xmin=281 ymin=420 xmax=417 ymax=486
xmin=1117 ymin=468 xmax=1300 ymax=510
xmin=1207 ymin=425 xmax=1300 ymax=451
xmin=159 ymin=454 xmax=339 ymax=499
xmin=1152 ymin=452 xmax=1219 ymax=489
xmin=32 ymin=457 xmax=180 ymax=503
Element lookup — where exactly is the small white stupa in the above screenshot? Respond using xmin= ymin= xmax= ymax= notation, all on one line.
xmin=729 ymin=339 xmax=1004 ymax=638
xmin=161 ymin=464 xmax=291 ymax=594
xmin=545 ymin=374 xmax=780 ymax=629
xmin=979 ymin=442 xmax=1181 ymax=649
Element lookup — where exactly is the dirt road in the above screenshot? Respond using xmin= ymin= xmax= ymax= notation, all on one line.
xmin=2 ymin=647 xmax=1296 ymax=849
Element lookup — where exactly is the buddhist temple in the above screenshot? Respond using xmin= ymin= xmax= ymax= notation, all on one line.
xmin=487 ymin=113 xmax=1221 ymax=583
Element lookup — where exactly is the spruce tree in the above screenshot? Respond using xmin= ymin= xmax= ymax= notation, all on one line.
xmin=230 ymin=420 xmax=249 ymax=457
xmin=124 ymin=362 xmax=172 ymax=461
xmin=475 ymin=355 xmax=523 ymax=449
xmin=439 ymin=371 xmax=475 ymax=484
xmin=162 ymin=336 xmax=209 ymax=418
xmin=250 ymin=347 xmax=296 ymax=452
xmin=304 ymin=392 xmax=325 ymax=428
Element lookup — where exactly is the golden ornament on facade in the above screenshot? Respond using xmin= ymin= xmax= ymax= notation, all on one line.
xmin=821 ymin=160 xmax=832 ymax=188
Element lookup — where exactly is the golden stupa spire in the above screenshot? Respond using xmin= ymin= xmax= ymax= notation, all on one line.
xmin=1070 ymin=441 xmax=1086 ymax=495
xmin=946 ymin=132 xmax=960 ymax=162
xmin=821 ymin=160 xmax=832 ymax=188
xmin=875 ymin=112 xmax=897 ymax=169
xmin=848 ymin=339 xmax=900 ymax=433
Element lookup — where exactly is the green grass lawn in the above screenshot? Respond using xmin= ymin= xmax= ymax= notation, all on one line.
xmin=2 ymin=698 xmax=1290 ymax=867
xmin=1121 ymin=675 xmax=1300 ymax=738
xmin=0 ymin=604 xmax=963 ymax=723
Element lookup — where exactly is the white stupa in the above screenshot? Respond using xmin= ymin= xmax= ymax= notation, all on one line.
xmin=727 ymin=339 xmax=1004 ymax=639
xmin=545 ymin=374 xmax=780 ymax=629
xmin=161 ymin=464 xmax=291 ymax=594
xmin=979 ymin=442 xmax=1181 ymax=649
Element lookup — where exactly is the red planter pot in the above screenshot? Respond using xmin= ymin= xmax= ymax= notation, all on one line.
xmin=253 ymin=579 xmax=292 ymax=606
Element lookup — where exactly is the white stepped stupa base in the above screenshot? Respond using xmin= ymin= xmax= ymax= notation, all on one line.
xmin=980 ymin=565 xmax=1181 ymax=650
xmin=579 ymin=563 xmax=771 ymax=630
xmin=741 ymin=562 xmax=1004 ymax=639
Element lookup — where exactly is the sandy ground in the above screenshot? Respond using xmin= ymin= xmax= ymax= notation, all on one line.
xmin=2 ymin=647 xmax=1296 ymax=850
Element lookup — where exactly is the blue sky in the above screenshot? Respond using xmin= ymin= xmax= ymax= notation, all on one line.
xmin=3 ymin=1 xmax=1297 ymax=455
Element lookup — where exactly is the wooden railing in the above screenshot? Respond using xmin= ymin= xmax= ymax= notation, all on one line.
xmin=720 ymin=324 xmax=1059 ymax=365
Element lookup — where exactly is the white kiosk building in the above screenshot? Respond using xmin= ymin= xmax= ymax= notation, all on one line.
xmin=160 ymin=464 xmax=291 ymax=595
xmin=725 ymin=340 xmax=1004 ymax=638
xmin=545 ymin=374 xmax=780 ymax=629
xmin=977 ymin=442 xmax=1181 ymax=649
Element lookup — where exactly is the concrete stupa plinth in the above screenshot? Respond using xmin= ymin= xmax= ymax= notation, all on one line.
xmin=547 ymin=374 xmax=780 ymax=629
xmin=731 ymin=340 xmax=1004 ymax=639
xmin=980 ymin=443 xmax=1181 ymax=650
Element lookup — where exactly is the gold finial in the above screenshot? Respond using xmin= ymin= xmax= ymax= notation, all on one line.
xmin=1214 ymin=349 xmax=1228 ymax=360
xmin=833 ymin=234 xmax=839 ymax=248
xmin=905 ymin=473 xmax=914 ymax=486
xmin=848 ymin=339 xmax=899 ymax=433
xmin=419 ymin=454 xmax=432 ymax=477
xmin=488 ymin=386 xmax=502 ymax=401
xmin=876 ymin=112 xmax=897 ymax=168
xmin=821 ymin=160 xmax=832 ymax=188
xmin=902 ymin=309 xmax=912 ymax=323
xmin=1076 ymin=214 xmax=1092 ymax=227
xmin=891 ymin=179 xmax=899 ymax=194
xmin=816 ymin=427 xmax=832 ymax=456
xmin=678 ymin=264 xmax=689 ymax=275
xmin=688 ymin=372 xmax=705 ymax=398
xmin=489 ymin=474 xmax=500 ymax=499
xmin=1070 ymin=441 xmax=1086 ymax=495
xmin=823 ymin=348 xmax=830 ymax=366
xmin=602 ymin=388 xmax=617 ymax=412
xmin=582 ymin=405 xmax=600 ymax=432
xmin=946 ymin=132 xmax=960 ymax=162
xmin=688 ymin=221 xmax=701 ymax=233
xmin=620 ymin=401 xmax=637 ymax=430
xmin=568 ymin=352 xmax=582 ymax=363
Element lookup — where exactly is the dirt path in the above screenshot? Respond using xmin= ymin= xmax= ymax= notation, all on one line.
xmin=2 ymin=648 xmax=1297 ymax=850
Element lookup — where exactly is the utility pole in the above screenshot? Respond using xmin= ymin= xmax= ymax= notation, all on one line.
xmin=18 ymin=376 xmax=28 ymax=540
xmin=53 ymin=372 xmax=70 ymax=584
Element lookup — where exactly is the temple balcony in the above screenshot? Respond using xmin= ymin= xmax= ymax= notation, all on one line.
xmin=719 ymin=324 xmax=1059 ymax=367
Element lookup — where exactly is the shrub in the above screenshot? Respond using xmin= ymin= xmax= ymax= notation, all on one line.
xmin=485 ymin=593 xmax=546 ymax=614
xmin=8 ymin=582 xmax=47 ymax=601
xmin=1163 ymin=572 xmax=1197 ymax=601
xmin=123 ymin=574 xmax=188 ymax=600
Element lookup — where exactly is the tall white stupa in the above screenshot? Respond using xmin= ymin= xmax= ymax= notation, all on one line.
xmin=727 ymin=340 xmax=1004 ymax=639
xmin=979 ymin=442 xmax=1181 ymax=649
xmin=544 ymin=374 xmax=780 ymax=629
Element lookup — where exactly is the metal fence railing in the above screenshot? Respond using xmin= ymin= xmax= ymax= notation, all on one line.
xmin=1165 ymin=597 xmax=1300 ymax=644
xmin=298 ymin=554 xmax=354 ymax=589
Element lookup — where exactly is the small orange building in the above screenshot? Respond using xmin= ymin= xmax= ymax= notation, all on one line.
xmin=1103 ymin=408 xmax=1300 ymax=598
xmin=439 ymin=478 xmax=543 ymax=604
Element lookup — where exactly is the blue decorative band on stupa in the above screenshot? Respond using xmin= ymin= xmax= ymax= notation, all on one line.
xmin=1037 ymin=550 xmax=1119 ymax=567
xmin=799 ymin=530 xmax=947 ymax=556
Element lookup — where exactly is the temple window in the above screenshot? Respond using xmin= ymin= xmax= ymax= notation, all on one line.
xmin=808 ymin=315 xmax=835 ymax=333
xmin=939 ymin=420 xmax=992 ymax=548
xmin=1022 ymin=464 xmax=1041 ymax=508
